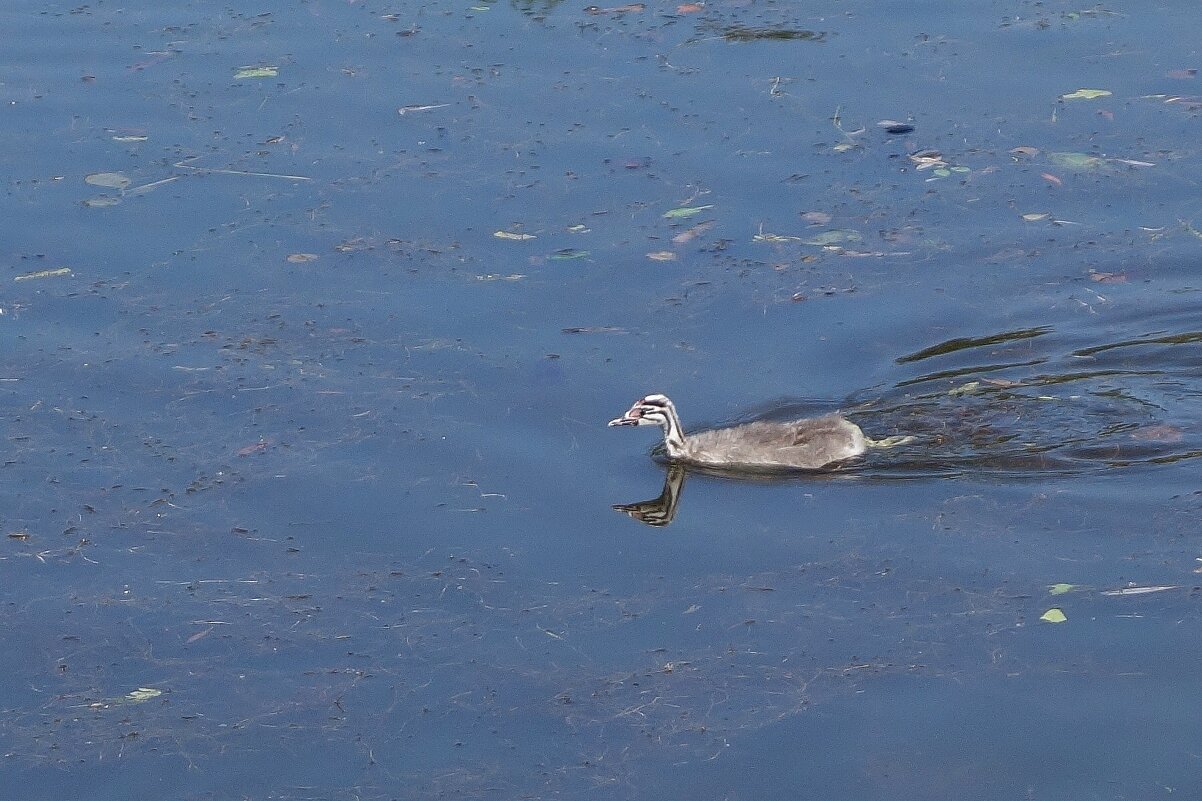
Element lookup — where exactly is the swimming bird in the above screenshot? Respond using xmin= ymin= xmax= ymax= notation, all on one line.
xmin=608 ymin=393 xmax=911 ymax=470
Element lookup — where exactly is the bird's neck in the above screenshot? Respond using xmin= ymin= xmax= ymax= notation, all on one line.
xmin=660 ymin=405 xmax=687 ymax=458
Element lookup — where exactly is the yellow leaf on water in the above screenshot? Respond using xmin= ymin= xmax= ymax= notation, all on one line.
xmin=1061 ymin=88 xmax=1111 ymax=100
xmin=125 ymin=687 xmax=162 ymax=703
xmin=1040 ymin=608 xmax=1067 ymax=623
xmin=1048 ymin=583 xmax=1076 ymax=595
xmin=15 ymin=268 xmax=72 ymax=282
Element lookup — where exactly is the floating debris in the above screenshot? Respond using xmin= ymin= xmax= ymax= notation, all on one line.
xmin=14 ymin=268 xmax=72 ymax=282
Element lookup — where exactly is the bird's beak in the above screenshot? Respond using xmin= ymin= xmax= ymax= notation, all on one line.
xmin=608 ymin=415 xmax=638 ymax=427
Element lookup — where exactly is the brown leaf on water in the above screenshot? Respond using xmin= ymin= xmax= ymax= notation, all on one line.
xmin=1130 ymin=424 xmax=1183 ymax=443
xmin=1089 ymin=270 xmax=1127 ymax=284
xmin=677 ymin=3 xmax=703 ymax=12
xmin=672 ymin=221 xmax=713 ymax=244
xmin=186 ymin=628 xmax=212 ymax=644
xmin=1041 ymin=172 xmax=1063 ymax=187
xmin=237 ymin=440 xmax=270 ymax=456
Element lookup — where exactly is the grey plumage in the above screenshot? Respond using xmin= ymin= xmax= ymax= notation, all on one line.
xmin=609 ymin=394 xmax=901 ymax=471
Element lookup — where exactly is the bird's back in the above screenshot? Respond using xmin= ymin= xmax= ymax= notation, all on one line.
xmin=680 ymin=414 xmax=866 ymax=469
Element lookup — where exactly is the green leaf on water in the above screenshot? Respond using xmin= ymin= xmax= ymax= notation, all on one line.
xmin=1061 ymin=88 xmax=1112 ymax=100
xmin=1047 ymin=152 xmax=1106 ymax=171
xmin=125 ymin=687 xmax=162 ymax=703
xmin=550 ymin=249 xmax=590 ymax=260
xmin=802 ymin=229 xmax=862 ymax=247
xmin=1048 ymin=583 xmax=1076 ymax=595
xmin=1040 ymin=608 xmax=1068 ymax=623
xmin=662 ymin=205 xmax=713 ymax=219
xmin=85 ymin=172 xmax=131 ymax=190
xmin=234 ymin=65 xmax=279 ymax=79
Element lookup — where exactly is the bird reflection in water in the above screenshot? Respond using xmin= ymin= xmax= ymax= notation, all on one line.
xmin=612 ymin=463 xmax=688 ymax=527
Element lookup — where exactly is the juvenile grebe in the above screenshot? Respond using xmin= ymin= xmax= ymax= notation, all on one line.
xmin=608 ymin=393 xmax=910 ymax=470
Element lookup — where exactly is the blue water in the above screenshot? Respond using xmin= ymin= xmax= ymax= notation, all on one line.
xmin=4 ymin=1 xmax=1202 ymax=798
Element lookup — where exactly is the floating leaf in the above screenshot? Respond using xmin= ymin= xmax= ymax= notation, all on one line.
xmin=286 ymin=253 xmax=319 ymax=264
xmin=909 ymin=150 xmax=946 ymax=170
xmin=237 ymin=440 xmax=270 ymax=456
xmin=14 ymin=268 xmax=72 ymax=282
xmin=1048 ymin=583 xmax=1076 ymax=595
xmin=662 ymin=204 xmax=713 ymax=219
xmin=1010 ymin=146 xmax=1039 ymax=157
xmin=111 ymin=134 xmax=148 ymax=142
xmin=1089 ymin=270 xmax=1127 ymax=284
xmin=802 ymin=229 xmax=862 ymax=247
xmin=83 ymin=196 xmax=122 ymax=208
xmin=566 ymin=224 xmax=590 ymax=234
xmin=234 ymin=65 xmax=278 ymax=79
xmin=550 ymin=249 xmax=590 ymax=260
xmin=646 ymin=251 xmax=677 ymax=261
xmin=1061 ymin=88 xmax=1111 ymax=100
xmin=1040 ymin=608 xmax=1067 ymax=623
xmin=1022 ymin=212 xmax=1050 ymax=221
xmin=85 ymin=172 xmax=131 ymax=190
xmin=125 ymin=687 xmax=162 ymax=703
xmin=1047 ymin=152 xmax=1106 ymax=171
xmin=672 ymin=220 xmax=713 ymax=244
xmin=493 ymin=231 xmax=536 ymax=241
